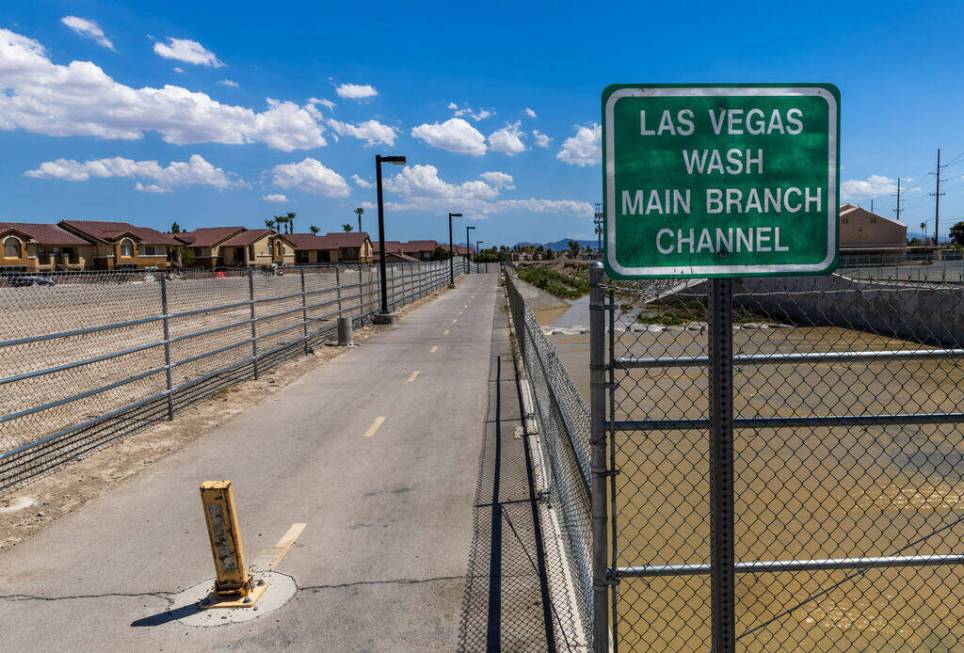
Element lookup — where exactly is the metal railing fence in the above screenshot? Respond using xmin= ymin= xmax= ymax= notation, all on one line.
xmin=592 ymin=269 xmax=964 ymax=651
xmin=504 ymin=264 xmax=593 ymax=648
xmin=0 ymin=260 xmax=466 ymax=491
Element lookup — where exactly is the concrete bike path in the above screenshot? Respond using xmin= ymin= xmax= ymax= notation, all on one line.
xmin=0 ymin=273 xmax=500 ymax=651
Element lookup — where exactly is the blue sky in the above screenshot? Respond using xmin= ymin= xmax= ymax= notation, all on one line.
xmin=1 ymin=0 xmax=963 ymax=245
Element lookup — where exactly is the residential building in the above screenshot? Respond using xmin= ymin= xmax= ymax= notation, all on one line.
xmin=288 ymin=232 xmax=374 ymax=264
xmin=0 ymin=222 xmax=92 ymax=271
xmin=175 ymin=227 xmax=246 ymax=268
xmin=58 ymin=220 xmax=183 ymax=270
xmin=839 ymin=204 xmax=907 ymax=256
xmin=216 ymin=229 xmax=296 ymax=267
xmin=372 ymin=240 xmax=442 ymax=260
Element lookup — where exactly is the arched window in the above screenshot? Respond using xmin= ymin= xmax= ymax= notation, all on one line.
xmin=119 ymin=238 xmax=134 ymax=257
xmin=275 ymin=240 xmax=283 ymax=256
xmin=3 ymin=236 xmax=21 ymax=258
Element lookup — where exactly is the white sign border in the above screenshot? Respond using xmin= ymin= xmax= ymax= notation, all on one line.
xmin=605 ymin=86 xmax=838 ymax=277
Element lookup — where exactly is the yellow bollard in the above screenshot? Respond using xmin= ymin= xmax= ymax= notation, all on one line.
xmin=198 ymin=480 xmax=267 ymax=608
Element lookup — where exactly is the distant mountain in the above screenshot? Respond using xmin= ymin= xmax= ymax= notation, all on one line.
xmin=512 ymin=239 xmax=599 ymax=252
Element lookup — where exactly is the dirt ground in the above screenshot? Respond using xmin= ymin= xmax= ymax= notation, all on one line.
xmin=0 ymin=282 xmax=445 ymax=552
xmin=535 ymin=291 xmax=964 ymax=651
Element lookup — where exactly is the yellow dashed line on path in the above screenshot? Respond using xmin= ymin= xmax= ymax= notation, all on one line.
xmin=364 ymin=416 xmax=386 ymax=438
xmin=407 ymin=370 xmax=421 ymax=383
xmin=443 ymin=329 xmax=450 ymax=335
xmin=252 ymin=522 xmax=307 ymax=571
xmin=430 ymin=345 xmax=439 ymax=353
xmin=452 ymin=318 xmax=458 ymax=324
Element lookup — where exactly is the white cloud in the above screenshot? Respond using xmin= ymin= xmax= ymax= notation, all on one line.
xmin=262 ymin=193 xmax=288 ymax=202
xmin=448 ymin=102 xmax=494 ymax=122
xmin=386 ymin=164 xmax=500 ymax=200
xmin=497 ymin=199 xmax=593 ymax=215
xmin=841 ymin=174 xmax=913 ymax=200
xmin=352 ymin=174 xmax=371 ymax=189
xmin=382 ymin=164 xmax=589 ymax=217
xmin=326 ymin=118 xmax=397 ymax=146
xmin=557 ymin=123 xmax=601 ymax=166
xmin=480 ymin=171 xmax=515 ymax=190
xmin=308 ymin=97 xmax=336 ymax=110
xmin=153 ymin=37 xmax=223 ymax=67
xmin=25 ymin=154 xmax=245 ymax=192
xmin=270 ymin=158 xmax=350 ymax=198
xmin=61 ymin=16 xmax=114 ymax=50
xmin=532 ymin=129 xmax=551 ymax=148
xmin=335 ymin=83 xmax=377 ymax=100
xmin=411 ymin=118 xmax=486 ymax=156
xmin=135 ymin=182 xmax=169 ymax=194
xmin=524 ymin=107 xmax=537 ymax=118
xmin=218 ymin=79 xmax=238 ymax=88
xmin=173 ymin=67 xmax=184 ymax=74
xmin=0 ymin=29 xmax=326 ymax=151
xmin=488 ymin=121 xmax=526 ymax=155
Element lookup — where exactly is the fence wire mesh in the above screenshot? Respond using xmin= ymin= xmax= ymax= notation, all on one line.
xmin=0 ymin=260 xmax=465 ymax=491
xmin=505 ymin=265 xmax=593 ymax=650
xmin=604 ymin=271 xmax=964 ymax=652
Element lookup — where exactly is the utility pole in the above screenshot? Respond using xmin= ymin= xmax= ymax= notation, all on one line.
xmin=893 ymin=177 xmax=902 ymax=222
xmin=593 ymin=202 xmax=604 ymax=255
xmin=929 ymin=148 xmax=946 ymax=246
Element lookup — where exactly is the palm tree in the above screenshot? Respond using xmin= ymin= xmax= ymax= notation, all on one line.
xmin=354 ymin=207 xmax=364 ymax=233
xmin=310 ymin=225 xmax=320 ymax=235
xmin=342 ymin=223 xmax=353 ymax=232
xmin=285 ymin=212 xmax=296 ymax=234
xmin=265 ymin=218 xmax=276 ymax=232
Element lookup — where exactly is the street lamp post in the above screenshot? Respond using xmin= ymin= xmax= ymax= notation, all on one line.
xmin=448 ymin=212 xmax=462 ymax=288
xmin=375 ymin=154 xmax=406 ymax=318
xmin=465 ymin=225 xmax=475 ymax=274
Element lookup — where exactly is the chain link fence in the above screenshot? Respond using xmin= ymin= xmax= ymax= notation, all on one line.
xmin=597 ymin=269 xmax=964 ymax=651
xmin=505 ymin=264 xmax=593 ymax=649
xmin=0 ymin=260 xmax=466 ymax=491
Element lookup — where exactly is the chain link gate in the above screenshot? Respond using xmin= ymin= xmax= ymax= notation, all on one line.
xmin=589 ymin=262 xmax=964 ymax=651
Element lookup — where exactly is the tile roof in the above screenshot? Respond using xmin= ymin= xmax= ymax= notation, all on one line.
xmin=0 ymin=222 xmax=89 ymax=246
xmin=288 ymin=232 xmax=372 ymax=250
xmin=372 ymin=239 xmax=438 ymax=254
xmin=59 ymin=220 xmax=181 ymax=246
xmin=399 ymin=240 xmax=439 ymax=253
xmin=177 ymin=226 xmax=245 ymax=247
xmin=375 ymin=251 xmax=419 ymax=262
xmin=220 ymin=229 xmax=274 ymax=247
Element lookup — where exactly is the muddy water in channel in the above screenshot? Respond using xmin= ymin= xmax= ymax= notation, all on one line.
xmin=536 ymin=297 xmax=964 ymax=652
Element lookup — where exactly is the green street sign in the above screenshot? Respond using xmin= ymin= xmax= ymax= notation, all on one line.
xmin=602 ymin=84 xmax=840 ymax=278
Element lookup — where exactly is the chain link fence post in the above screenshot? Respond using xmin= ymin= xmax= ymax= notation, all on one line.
xmin=300 ymin=268 xmax=309 ymax=355
xmin=358 ymin=264 xmax=365 ymax=319
xmin=248 ymin=268 xmax=259 ymax=380
xmin=335 ymin=264 xmax=343 ymax=317
xmin=589 ymin=261 xmax=610 ymax=653
xmin=159 ymin=275 xmax=174 ymax=421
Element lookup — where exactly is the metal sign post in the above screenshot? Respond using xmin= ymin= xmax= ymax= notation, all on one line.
xmin=708 ymin=278 xmax=735 ymax=652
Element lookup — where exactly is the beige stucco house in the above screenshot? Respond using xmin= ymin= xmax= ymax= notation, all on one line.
xmin=58 ymin=220 xmax=182 ymax=270
xmin=839 ymin=204 xmax=907 ymax=256
xmin=0 ymin=222 xmax=93 ymax=271
xmin=288 ymin=232 xmax=374 ymax=264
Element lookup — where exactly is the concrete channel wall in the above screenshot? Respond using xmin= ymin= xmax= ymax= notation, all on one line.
xmin=729 ymin=274 xmax=964 ymax=348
